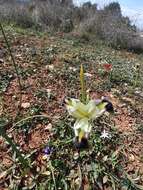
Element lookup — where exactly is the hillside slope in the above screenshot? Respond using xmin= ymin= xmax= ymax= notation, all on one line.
xmin=0 ymin=26 xmax=143 ymax=189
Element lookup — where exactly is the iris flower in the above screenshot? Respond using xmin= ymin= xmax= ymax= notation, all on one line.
xmin=43 ymin=146 xmax=53 ymax=155
xmin=66 ymin=64 xmax=113 ymax=148
xmin=66 ymin=98 xmax=113 ymax=146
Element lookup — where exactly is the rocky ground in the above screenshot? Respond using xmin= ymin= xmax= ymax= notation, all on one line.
xmin=0 ymin=25 xmax=143 ymax=189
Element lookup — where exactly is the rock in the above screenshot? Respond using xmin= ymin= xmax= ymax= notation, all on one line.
xmin=129 ymin=154 xmax=135 ymax=162
xmin=21 ymin=102 xmax=30 ymax=109
xmin=73 ymin=152 xmax=79 ymax=160
xmin=134 ymin=90 xmax=143 ymax=98
xmin=84 ymin=72 xmax=92 ymax=77
xmin=69 ymin=66 xmax=77 ymax=72
xmin=45 ymin=123 xmax=52 ymax=131
xmin=46 ymin=65 xmax=54 ymax=71
xmin=134 ymin=90 xmax=141 ymax=95
xmin=118 ymin=103 xmax=126 ymax=108
xmin=46 ymin=89 xmax=52 ymax=99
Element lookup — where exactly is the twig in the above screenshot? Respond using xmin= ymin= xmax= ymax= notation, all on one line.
xmin=78 ymin=164 xmax=82 ymax=190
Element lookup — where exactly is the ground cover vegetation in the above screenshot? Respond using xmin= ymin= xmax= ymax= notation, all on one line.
xmin=0 ymin=0 xmax=143 ymax=189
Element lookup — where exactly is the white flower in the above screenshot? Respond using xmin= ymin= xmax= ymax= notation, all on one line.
xmin=74 ymin=118 xmax=92 ymax=138
xmin=66 ymin=98 xmax=108 ymax=141
xmin=100 ymin=130 xmax=111 ymax=139
xmin=66 ymin=98 xmax=107 ymax=120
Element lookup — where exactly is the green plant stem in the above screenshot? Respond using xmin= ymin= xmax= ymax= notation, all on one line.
xmin=134 ymin=71 xmax=139 ymax=88
xmin=0 ymin=23 xmax=22 ymax=110
xmin=80 ymin=64 xmax=86 ymax=103
xmin=0 ymin=23 xmax=22 ymax=90
xmin=9 ymin=114 xmax=50 ymax=133
xmin=124 ymin=172 xmax=143 ymax=190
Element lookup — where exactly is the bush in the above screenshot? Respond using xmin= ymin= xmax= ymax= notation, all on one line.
xmin=0 ymin=0 xmax=74 ymax=31
xmin=0 ymin=0 xmax=143 ymax=53
xmin=128 ymin=36 xmax=143 ymax=53
xmin=0 ymin=2 xmax=36 ymax=28
xmin=76 ymin=2 xmax=143 ymax=53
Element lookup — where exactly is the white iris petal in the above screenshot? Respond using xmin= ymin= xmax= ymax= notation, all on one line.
xmin=66 ymin=98 xmax=89 ymax=119
xmin=66 ymin=98 xmax=108 ymax=139
xmin=74 ymin=118 xmax=91 ymax=132
xmin=74 ymin=118 xmax=92 ymax=137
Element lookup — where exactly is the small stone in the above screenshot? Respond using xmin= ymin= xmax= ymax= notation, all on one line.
xmin=129 ymin=154 xmax=135 ymax=162
xmin=46 ymin=89 xmax=52 ymax=93
xmin=118 ymin=103 xmax=126 ymax=108
xmin=134 ymin=90 xmax=141 ymax=95
xmin=73 ymin=152 xmax=79 ymax=160
xmin=69 ymin=66 xmax=77 ymax=71
xmin=48 ymin=65 xmax=54 ymax=71
xmin=103 ymin=175 xmax=108 ymax=184
xmin=21 ymin=102 xmax=30 ymax=109
xmin=46 ymin=89 xmax=52 ymax=99
xmin=103 ymin=155 xmax=108 ymax=161
xmin=84 ymin=72 xmax=92 ymax=77
xmin=134 ymin=90 xmax=143 ymax=98
xmin=36 ymin=166 xmax=40 ymax=172
xmin=45 ymin=123 xmax=52 ymax=131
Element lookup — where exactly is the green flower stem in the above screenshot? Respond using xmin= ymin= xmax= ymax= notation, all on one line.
xmin=0 ymin=23 xmax=22 ymax=90
xmin=80 ymin=64 xmax=86 ymax=103
xmin=0 ymin=23 xmax=22 ymax=112
xmin=134 ymin=70 xmax=139 ymax=88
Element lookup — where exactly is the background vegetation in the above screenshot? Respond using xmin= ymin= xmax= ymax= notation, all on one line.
xmin=1 ymin=0 xmax=143 ymax=52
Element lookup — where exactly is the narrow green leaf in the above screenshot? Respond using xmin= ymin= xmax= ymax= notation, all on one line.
xmin=0 ymin=125 xmax=29 ymax=169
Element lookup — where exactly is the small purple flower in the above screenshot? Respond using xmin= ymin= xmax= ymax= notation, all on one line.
xmin=43 ymin=146 xmax=53 ymax=155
